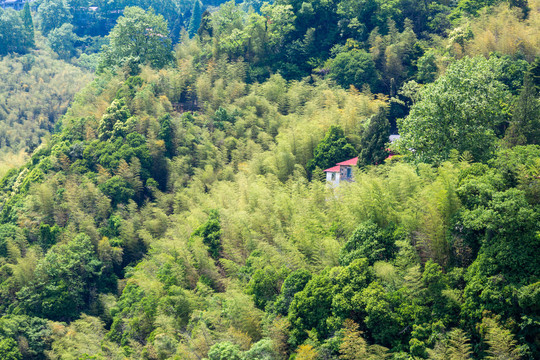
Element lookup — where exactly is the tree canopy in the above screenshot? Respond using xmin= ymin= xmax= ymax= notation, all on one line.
xmin=396 ymin=57 xmax=511 ymax=163
xmin=101 ymin=7 xmax=173 ymax=70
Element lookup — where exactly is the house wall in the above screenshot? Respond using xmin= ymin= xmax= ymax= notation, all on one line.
xmin=340 ymin=165 xmax=353 ymax=181
xmin=326 ymin=171 xmax=340 ymax=187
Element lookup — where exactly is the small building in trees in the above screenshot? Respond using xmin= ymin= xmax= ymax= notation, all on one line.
xmin=324 ymin=157 xmax=358 ymax=187
xmin=323 ymin=135 xmax=401 ymax=186
xmin=1 ymin=0 xmax=25 ymax=10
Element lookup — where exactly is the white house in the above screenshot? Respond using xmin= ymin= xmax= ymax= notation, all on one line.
xmin=323 ymin=135 xmax=401 ymax=186
xmin=324 ymin=156 xmax=358 ymax=187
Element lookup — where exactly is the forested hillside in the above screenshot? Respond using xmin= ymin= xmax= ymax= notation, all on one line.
xmin=0 ymin=0 xmax=539 ymax=359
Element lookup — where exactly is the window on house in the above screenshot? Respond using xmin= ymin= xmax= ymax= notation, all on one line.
xmin=347 ymin=167 xmax=352 ymax=178
xmin=331 ymin=173 xmax=335 ymax=181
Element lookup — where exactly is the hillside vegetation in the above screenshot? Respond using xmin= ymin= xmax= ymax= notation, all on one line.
xmin=0 ymin=0 xmax=539 ymax=359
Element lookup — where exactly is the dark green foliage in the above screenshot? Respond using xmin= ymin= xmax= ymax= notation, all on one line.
xmin=421 ymin=261 xmax=458 ymax=322
xmin=81 ymin=131 xmax=152 ymax=184
xmin=360 ymin=281 xmax=403 ymax=347
xmin=504 ymin=74 xmax=540 ymax=146
xmin=21 ymin=2 xmax=35 ymax=49
xmin=288 ymin=259 xmax=375 ymax=346
xmin=451 ymin=0 xmax=492 ymax=18
xmin=247 ymin=266 xmax=288 ymax=310
xmin=331 ymin=258 xmax=375 ymax=324
xmin=39 ymin=223 xmax=61 ymax=251
xmin=329 ymin=49 xmax=379 ymax=91
xmin=16 ymin=234 xmax=102 ymax=321
xmin=192 ymin=209 xmax=222 ymax=259
xmin=0 ymin=9 xmax=30 ymax=55
xmin=212 ymin=107 xmax=237 ymax=130
xmin=158 ymin=113 xmax=176 ymax=157
xmin=530 ymin=57 xmax=540 ymax=90
xmin=517 ymin=282 xmax=540 ymax=353
xmin=197 ymin=10 xmax=213 ymax=38
xmin=274 ymin=269 xmax=312 ymax=315
xmin=416 ymin=50 xmax=437 ymax=83
xmin=47 ymin=23 xmax=78 ymax=60
xmin=358 ymin=108 xmax=390 ymax=167
xmin=461 ymin=188 xmax=540 ymax=282
xmin=495 ymin=55 xmax=529 ymax=95
xmin=307 ymin=125 xmax=356 ymax=174
xmin=115 ymin=76 xmax=144 ymax=101
xmin=37 ymin=0 xmax=72 ymax=37
xmin=107 ymin=283 xmax=158 ymax=346
xmin=99 ymin=176 xmax=135 ymax=207
xmin=0 ymin=315 xmax=51 ymax=359
xmin=339 ymin=221 xmax=397 ymax=266
xmin=0 ymin=224 xmax=22 ymax=257
xmin=288 ymin=269 xmax=335 ymax=346
xmin=188 ymin=0 xmax=203 ymax=37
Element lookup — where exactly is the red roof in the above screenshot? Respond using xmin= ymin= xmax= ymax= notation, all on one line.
xmin=323 ymin=165 xmax=340 ymax=172
xmin=336 ymin=157 xmax=358 ymax=166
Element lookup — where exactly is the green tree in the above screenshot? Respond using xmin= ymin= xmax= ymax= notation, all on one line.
xmin=101 ymin=7 xmax=173 ymax=69
xmin=47 ymin=23 xmax=78 ymax=60
xmin=192 ymin=209 xmax=222 ymax=259
xmin=16 ymin=234 xmax=102 ymax=321
xmin=339 ymin=221 xmax=397 ymax=266
xmin=0 ymin=316 xmax=51 ymax=359
xmin=243 ymin=339 xmax=279 ymax=359
xmin=307 ymin=125 xmax=356 ymax=174
xmin=0 ymin=9 xmax=27 ymax=55
xmin=340 ymin=319 xmax=368 ymax=359
xmin=99 ymin=176 xmax=136 ymax=207
xmin=416 ymin=50 xmax=437 ymax=84
xmin=504 ymin=74 xmax=540 ymax=146
xmin=329 ymin=49 xmax=379 ymax=91
xmin=247 ymin=266 xmax=288 ymax=310
xmin=207 ymin=342 xmax=243 ymax=360
xmin=332 ymin=258 xmax=375 ymax=325
xmin=482 ymin=317 xmax=522 ymax=360
xmin=447 ymin=329 xmax=473 ymax=360
xmin=0 ymin=224 xmax=23 ymax=258
xmin=339 ymin=318 xmax=390 ymax=359
xmin=21 ymin=2 xmax=35 ymax=48
xmin=39 ymin=223 xmax=61 ymax=250
xmin=98 ymin=99 xmax=131 ymax=141
xmin=530 ymin=57 xmax=540 ymax=90
xmin=37 ymin=0 xmax=72 ymax=36
xmin=107 ymin=283 xmax=158 ymax=346
xmin=288 ymin=270 xmax=335 ymax=346
xmin=188 ymin=0 xmax=203 ymax=38
xmin=358 ymin=108 xmax=390 ymax=167
xmin=397 ymin=57 xmax=511 ymax=163
xmin=360 ymin=281 xmax=402 ymax=347
xmin=197 ymin=10 xmax=213 ymax=38
xmin=47 ymin=315 xmax=113 ymax=360
xmin=158 ymin=113 xmax=175 ymax=157
xmin=428 ymin=328 xmax=472 ymax=360
xmin=274 ymin=269 xmax=312 ymax=315
xmin=0 ymin=338 xmax=21 ymax=360
xmin=461 ymin=188 xmax=539 ymax=281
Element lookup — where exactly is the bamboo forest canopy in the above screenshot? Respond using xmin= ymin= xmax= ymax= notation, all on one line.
xmin=0 ymin=0 xmax=539 ymax=359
